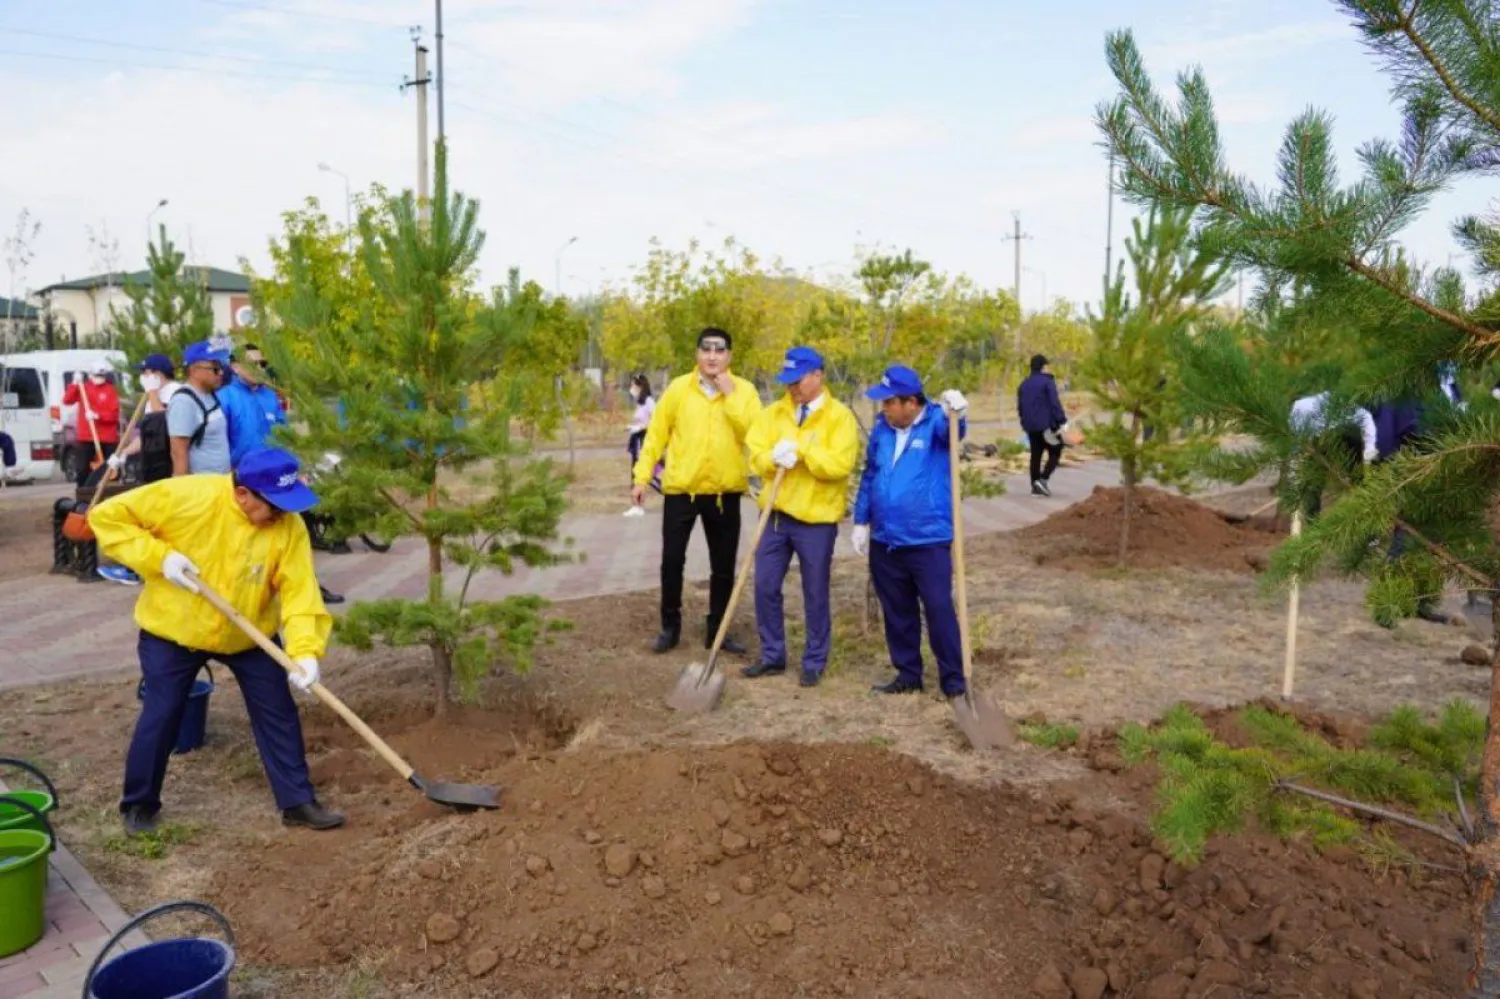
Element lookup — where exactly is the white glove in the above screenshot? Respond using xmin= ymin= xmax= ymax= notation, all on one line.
xmin=851 ymin=525 xmax=870 ymax=557
xmin=772 ymin=439 xmax=799 ymax=470
xmin=1043 ymin=428 xmax=1061 ymax=446
xmin=161 ymin=551 xmax=200 ymax=593
xmin=106 ymin=453 xmax=126 ymax=472
xmin=1363 ymin=445 xmax=1379 ymax=464
xmin=290 ymin=657 xmax=320 ymax=692
xmin=940 ymin=389 xmax=968 ymax=414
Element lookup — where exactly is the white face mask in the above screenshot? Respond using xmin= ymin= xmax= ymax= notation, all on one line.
xmin=140 ymin=372 xmax=163 ymax=392
xmin=89 ymin=374 xmax=106 ymax=385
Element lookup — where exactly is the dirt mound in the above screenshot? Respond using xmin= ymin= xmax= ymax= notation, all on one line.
xmin=1019 ymin=485 xmax=1280 ymax=573
xmin=203 ymin=731 xmax=1465 ymax=998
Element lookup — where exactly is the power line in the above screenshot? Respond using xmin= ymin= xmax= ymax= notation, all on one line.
xmin=191 ymin=0 xmax=408 ymax=29
xmin=0 ymin=47 xmax=396 ymax=88
xmin=0 ymin=25 xmax=392 ymax=79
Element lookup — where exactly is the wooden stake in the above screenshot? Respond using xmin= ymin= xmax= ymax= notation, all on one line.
xmin=1282 ymin=511 xmax=1302 ymax=700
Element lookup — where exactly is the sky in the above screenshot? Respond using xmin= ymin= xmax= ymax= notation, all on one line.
xmin=0 ymin=0 xmax=1488 ymax=313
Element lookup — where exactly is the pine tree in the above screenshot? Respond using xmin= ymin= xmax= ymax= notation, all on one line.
xmin=259 ymin=145 xmax=570 ymax=716
xmin=1080 ymin=205 xmax=1229 ymax=562
xmin=1098 ymin=4 xmax=1500 ymax=989
xmin=112 ymin=226 xmax=215 ymax=366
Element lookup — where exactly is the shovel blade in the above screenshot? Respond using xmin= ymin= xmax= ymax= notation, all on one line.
xmin=411 ymin=774 xmax=502 ymax=811
xmin=665 ymin=661 xmax=726 ymax=713
xmin=952 ymin=689 xmax=1013 ymax=750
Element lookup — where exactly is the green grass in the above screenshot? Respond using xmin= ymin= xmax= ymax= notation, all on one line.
xmin=1018 ymin=722 xmax=1081 ymax=749
xmin=103 ymin=819 xmax=199 ymax=860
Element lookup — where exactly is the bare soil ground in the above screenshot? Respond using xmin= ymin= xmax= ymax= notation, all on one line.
xmin=0 ymin=491 xmax=1486 ymax=997
xmin=0 ymin=489 xmax=60 ymax=583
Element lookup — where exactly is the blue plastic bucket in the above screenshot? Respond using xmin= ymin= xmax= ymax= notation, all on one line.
xmin=135 ymin=670 xmax=214 ymax=755
xmin=85 ymin=901 xmax=235 ymax=999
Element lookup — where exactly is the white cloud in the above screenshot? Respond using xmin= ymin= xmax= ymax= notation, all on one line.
xmin=1144 ymin=20 xmax=1352 ymax=70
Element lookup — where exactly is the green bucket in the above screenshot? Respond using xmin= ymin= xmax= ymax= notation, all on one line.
xmin=0 ymin=798 xmax=52 ymax=958
xmin=0 ymin=759 xmax=57 ymax=838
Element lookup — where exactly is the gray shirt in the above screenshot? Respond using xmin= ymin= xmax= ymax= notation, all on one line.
xmin=166 ymin=384 xmax=231 ymax=474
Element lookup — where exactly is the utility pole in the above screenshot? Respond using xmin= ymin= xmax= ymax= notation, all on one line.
xmin=403 ymin=37 xmax=433 ymax=226
xmin=435 ymin=0 xmax=446 ymax=148
xmin=1001 ymin=212 xmax=1032 ymax=351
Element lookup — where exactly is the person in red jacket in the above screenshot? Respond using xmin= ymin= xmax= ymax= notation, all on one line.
xmin=61 ymin=360 xmax=122 ymax=485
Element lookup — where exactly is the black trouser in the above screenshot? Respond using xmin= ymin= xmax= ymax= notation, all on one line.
xmin=1027 ymin=431 xmax=1062 ymax=483
xmin=76 ymin=441 xmax=116 ymax=486
xmin=660 ymin=492 xmax=742 ymax=631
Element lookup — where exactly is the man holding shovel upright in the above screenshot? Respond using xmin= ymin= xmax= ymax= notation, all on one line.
xmin=854 ymin=366 xmax=970 ymax=698
xmin=62 ymin=360 xmax=121 ymax=486
xmin=89 ymin=447 xmax=345 ymax=835
xmin=741 ymin=347 xmax=860 ymax=688
xmin=631 ymin=328 xmax=763 ymax=654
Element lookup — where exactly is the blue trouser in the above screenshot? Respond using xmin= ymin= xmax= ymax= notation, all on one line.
xmin=754 ymin=513 xmax=837 ymax=673
xmin=0 ymin=431 xmax=14 ymax=468
xmin=869 ymin=540 xmax=967 ymax=696
xmin=123 ymin=630 xmax=315 ymax=814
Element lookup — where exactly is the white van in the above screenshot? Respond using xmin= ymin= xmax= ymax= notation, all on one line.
xmin=0 ymin=361 xmax=56 ymax=481
xmin=0 ymin=349 xmax=127 ymax=478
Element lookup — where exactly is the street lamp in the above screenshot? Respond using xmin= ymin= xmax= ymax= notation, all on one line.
xmin=145 ymin=198 xmax=168 ymax=257
xmin=554 ymin=236 xmax=578 ymax=298
xmin=318 ymin=162 xmax=353 ymax=255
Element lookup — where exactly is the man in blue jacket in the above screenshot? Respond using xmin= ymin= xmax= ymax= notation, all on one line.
xmin=1017 ymin=353 xmax=1069 ymax=496
xmin=852 ymin=365 xmax=969 ymax=697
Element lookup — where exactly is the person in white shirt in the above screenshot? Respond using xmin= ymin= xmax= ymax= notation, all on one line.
xmin=623 ymin=374 xmax=658 ymax=517
xmin=1289 ymin=391 xmax=1378 ymax=518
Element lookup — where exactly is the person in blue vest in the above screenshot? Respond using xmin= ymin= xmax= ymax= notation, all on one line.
xmin=852 ymin=365 xmax=970 ymax=697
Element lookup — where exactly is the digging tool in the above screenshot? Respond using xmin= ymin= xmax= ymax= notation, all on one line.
xmin=1223 ymin=496 xmax=1280 ymax=526
xmin=75 ymin=374 xmax=107 ymax=474
xmin=63 ymin=394 xmax=148 ymax=543
xmin=666 ymin=467 xmax=787 ymax=713
xmin=947 ymin=405 xmax=1013 ymax=750
xmin=190 ymin=574 xmax=501 ymax=811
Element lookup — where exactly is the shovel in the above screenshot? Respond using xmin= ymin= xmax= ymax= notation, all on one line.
xmin=946 ymin=404 xmax=1013 ymax=750
xmin=191 ymin=574 xmax=501 ymax=811
xmin=63 ymin=394 xmax=147 ymax=543
xmin=666 ymin=467 xmax=787 ymax=713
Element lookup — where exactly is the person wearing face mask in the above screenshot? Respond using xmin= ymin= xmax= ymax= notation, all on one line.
xmin=88 ymin=446 xmax=344 ymax=836
xmin=61 ymin=360 xmax=122 ymax=486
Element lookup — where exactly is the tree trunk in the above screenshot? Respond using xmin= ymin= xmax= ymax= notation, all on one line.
xmin=1118 ymin=413 xmax=1140 ymax=566
xmin=556 ymin=376 xmax=576 ymax=471
xmin=430 ymin=640 xmax=453 ymax=718
xmin=1469 ymin=595 xmax=1500 ymax=995
xmin=426 ymin=493 xmax=450 ymax=717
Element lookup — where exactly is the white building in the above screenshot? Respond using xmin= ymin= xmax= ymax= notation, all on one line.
xmin=32 ymin=267 xmax=254 ymax=347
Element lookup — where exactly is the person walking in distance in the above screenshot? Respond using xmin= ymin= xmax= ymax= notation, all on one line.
xmin=740 ymin=347 xmax=860 ymax=688
xmin=62 ymin=360 xmax=122 ymax=486
xmin=853 ymin=366 xmax=970 ymax=697
xmin=1017 ymin=354 xmax=1070 ymax=496
xmin=623 ymin=374 xmax=658 ymax=518
xmin=631 ymin=328 xmax=763 ymax=654
xmin=88 ymin=447 xmax=345 ymax=835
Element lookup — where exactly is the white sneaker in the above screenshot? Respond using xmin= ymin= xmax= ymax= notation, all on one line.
xmin=623 ymin=506 xmax=646 ymax=518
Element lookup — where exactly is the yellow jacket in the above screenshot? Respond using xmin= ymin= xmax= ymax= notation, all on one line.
xmin=633 ymin=372 xmax=763 ymax=496
xmin=747 ymin=390 xmax=860 ymax=524
xmin=89 ymin=475 xmax=332 ymax=659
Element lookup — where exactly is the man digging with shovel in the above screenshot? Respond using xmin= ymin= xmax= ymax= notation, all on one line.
xmin=89 ymin=447 xmax=346 ymax=835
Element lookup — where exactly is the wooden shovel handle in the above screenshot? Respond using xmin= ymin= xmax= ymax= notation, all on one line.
xmin=76 ymin=378 xmax=105 ymax=462
xmin=189 ymin=573 xmax=417 ymax=782
xmin=705 ymin=467 xmax=787 ymax=673
xmin=89 ymin=394 xmax=148 ymax=507
xmin=947 ymin=406 xmax=973 ymax=686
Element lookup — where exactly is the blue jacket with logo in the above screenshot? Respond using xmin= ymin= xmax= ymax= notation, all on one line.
xmin=1017 ymin=372 xmax=1067 ymax=434
xmin=853 ymin=404 xmax=966 ymax=548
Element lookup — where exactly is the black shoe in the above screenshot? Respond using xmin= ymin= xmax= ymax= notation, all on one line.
xmin=319 ymin=585 xmax=345 ymax=605
xmin=1035 ymin=479 xmax=1052 ymax=497
xmin=282 ymin=801 xmax=346 ymax=830
xmin=799 ymin=669 xmax=822 ymax=688
xmin=705 ymin=617 xmax=747 ymax=655
xmin=741 ymin=661 xmax=786 ymax=679
xmin=328 ymin=540 xmax=353 ymax=555
xmin=1416 ymin=606 xmax=1450 ymax=625
xmin=121 ymin=805 xmax=158 ymax=837
xmin=872 ymin=677 xmax=924 ymax=695
xmin=1031 ymin=480 xmax=1047 ymax=496
xmin=944 ymin=688 xmax=969 ymax=701
xmin=651 ymin=627 xmax=681 ymax=654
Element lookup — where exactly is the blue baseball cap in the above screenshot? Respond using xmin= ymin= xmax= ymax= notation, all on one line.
xmin=182 ymin=341 xmax=224 ymax=367
xmin=866 ymin=365 xmax=924 ymax=401
xmin=776 ymin=346 xmax=824 ymax=385
xmin=137 ymin=353 xmax=175 ymax=377
xmin=235 ymin=448 xmax=320 ymax=513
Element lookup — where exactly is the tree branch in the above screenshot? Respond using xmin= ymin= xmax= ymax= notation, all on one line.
xmin=376 ymin=486 xmax=424 ymax=532
xmin=1346 ymin=257 xmax=1496 ymax=343
xmin=1394 ymin=3 xmax=1500 ymax=136
xmin=1275 ymin=780 xmax=1469 ymax=848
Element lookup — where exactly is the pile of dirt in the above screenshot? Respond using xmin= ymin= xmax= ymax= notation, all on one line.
xmin=203 ymin=732 xmax=1465 ymax=998
xmin=1019 ymin=485 xmax=1280 ymax=573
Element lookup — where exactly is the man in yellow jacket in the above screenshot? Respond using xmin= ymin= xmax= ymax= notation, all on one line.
xmin=89 ymin=447 xmax=344 ymax=835
xmin=741 ymin=346 xmax=859 ymax=687
xmin=632 ymin=327 xmax=763 ymax=653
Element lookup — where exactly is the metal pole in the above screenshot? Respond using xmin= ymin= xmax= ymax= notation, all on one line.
xmin=415 ymin=44 xmax=431 ymax=226
xmin=435 ymin=0 xmax=446 ymax=148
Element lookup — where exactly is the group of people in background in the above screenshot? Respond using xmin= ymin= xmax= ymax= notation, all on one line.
xmin=622 ymin=328 xmax=976 ymax=698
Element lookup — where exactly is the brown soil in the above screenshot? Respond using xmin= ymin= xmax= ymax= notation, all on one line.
xmin=199 ymin=714 xmax=1465 ymax=999
xmin=1019 ymin=485 xmax=1281 ymax=573
xmin=0 ymin=491 xmax=60 ymax=583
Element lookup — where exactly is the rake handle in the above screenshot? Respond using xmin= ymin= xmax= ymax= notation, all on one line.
xmin=189 ymin=574 xmax=416 ymax=782
xmin=946 ymin=405 xmax=974 ymax=693
xmin=704 ymin=467 xmax=788 ymax=678
xmin=88 ymin=394 xmax=148 ymax=507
